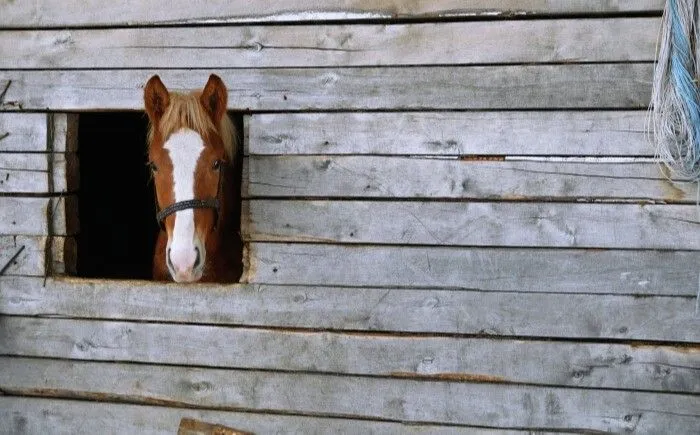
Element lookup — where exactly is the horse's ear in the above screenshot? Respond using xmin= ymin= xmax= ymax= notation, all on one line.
xmin=200 ymin=74 xmax=228 ymax=123
xmin=144 ymin=75 xmax=170 ymax=124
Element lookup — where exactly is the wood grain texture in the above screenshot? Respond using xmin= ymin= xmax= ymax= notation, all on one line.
xmin=0 ymin=19 xmax=658 ymax=69
xmin=0 ymin=64 xmax=652 ymax=111
xmin=0 ymin=197 xmax=76 ymax=236
xmin=245 ymin=111 xmax=651 ymax=156
xmin=1 ymin=277 xmax=698 ymax=340
xmin=2 ymin=316 xmax=698 ymax=392
xmin=0 ymin=113 xmax=77 ymax=152
xmin=242 ymin=201 xmax=700 ymax=249
xmin=0 ymin=397 xmax=523 ymax=435
xmin=1 ymin=357 xmax=697 ymax=433
xmin=0 ymin=236 xmax=73 ymax=276
xmin=0 ymin=153 xmax=77 ymax=194
xmin=0 ymin=0 xmax=665 ymax=27
xmin=243 ymin=157 xmax=694 ymax=202
xmin=244 ymin=243 xmax=700 ymax=294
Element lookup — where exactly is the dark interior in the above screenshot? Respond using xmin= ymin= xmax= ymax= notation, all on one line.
xmin=76 ymin=112 xmax=243 ymax=280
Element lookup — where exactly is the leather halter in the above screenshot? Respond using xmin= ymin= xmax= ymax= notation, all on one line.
xmin=155 ymin=161 xmax=225 ymax=230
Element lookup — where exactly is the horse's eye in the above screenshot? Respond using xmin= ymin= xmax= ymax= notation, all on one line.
xmin=212 ymin=160 xmax=222 ymax=170
xmin=148 ymin=162 xmax=158 ymax=172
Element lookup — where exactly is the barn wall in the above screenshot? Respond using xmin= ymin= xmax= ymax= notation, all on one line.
xmin=2 ymin=1 xmax=700 ymax=434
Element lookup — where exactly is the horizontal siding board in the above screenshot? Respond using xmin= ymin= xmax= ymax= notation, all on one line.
xmin=1 ymin=19 xmax=658 ymax=69
xmin=243 ymin=201 xmax=700 ymax=249
xmin=245 ymin=111 xmax=651 ymax=156
xmin=1 ymin=316 xmax=698 ymax=392
xmin=0 ymin=64 xmax=652 ymax=111
xmin=244 ymin=157 xmax=693 ymax=201
xmin=0 ymin=0 xmax=665 ymax=27
xmin=0 ymin=197 xmax=76 ymax=236
xmin=0 ymin=236 xmax=72 ymax=276
xmin=1 ymin=357 xmax=697 ymax=432
xmin=0 ymin=113 xmax=77 ymax=152
xmin=0 ymin=398 xmax=536 ymax=435
xmin=1 ymin=277 xmax=698 ymax=340
xmin=246 ymin=243 xmax=700 ymax=294
xmin=0 ymin=153 xmax=77 ymax=193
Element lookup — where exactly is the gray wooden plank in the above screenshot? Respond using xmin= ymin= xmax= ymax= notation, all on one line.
xmin=0 ymin=397 xmax=524 ymax=435
xmin=0 ymin=197 xmax=76 ymax=236
xmin=245 ymin=111 xmax=651 ymax=156
xmin=0 ymin=236 xmax=73 ymax=276
xmin=243 ymin=201 xmax=700 ymax=249
xmin=0 ymin=153 xmax=77 ymax=194
xmin=0 ymin=64 xmax=652 ymax=111
xmin=0 ymin=1 xmax=665 ymax=27
xmin=245 ymin=243 xmax=700 ymax=294
xmin=1 ymin=277 xmax=698 ymax=339
xmin=243 ymin=157 xmax=694 ymax=202
xmin=1 ymin=357 xmax=697 ymax=433
xmin=0 ymin=113 xmax=46 ymax=152
xmin=1 ymin=316 xmax=697 ymax=392
xmin=0 ymin=19 xmax=658 ymax=69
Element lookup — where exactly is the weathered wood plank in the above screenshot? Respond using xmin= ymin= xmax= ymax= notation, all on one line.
xmin=244 ymin=157 xmax=693 ymax=202
xmin=2 ymin=316 xmax=698 ymax=392
xmin=0 ymin=153 xmax=77 ymax=193
xmin=0 ymin=0 xmax=665 ymax=27
xmin=0 ymin=64 xmax=652 ymax=111
xmin=0 ymin=113 xmax=77 ymax=152
xmin=0 ymin=236 xmax=73 ymax=276
xmin=0 ymin=197 xmax=76 ymax=236
xmin=1 ymin=357 xmax=697 ymax=432
xmin=245 ymin=111 xmax=651 ymax=156
xmin=0 ymin=19 xmax=658 ymax=69
xmin=245 ymin=243 xmax=700 ymax=294
xmin=243 ymin=201 xmax=700 ymax=249
xmin=0 ymin=397 xmax=520 ymax=435
xmin=1 ymin=277 xmax=698 ymax=338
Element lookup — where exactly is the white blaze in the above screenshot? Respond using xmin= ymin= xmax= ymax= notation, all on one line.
xmin=163 ymin=129 xmax=205 ymax=278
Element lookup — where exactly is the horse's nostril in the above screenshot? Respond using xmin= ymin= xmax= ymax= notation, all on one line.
xmin=167 ymin=248 xmax=174 ymax=270
xmin=193 ymin=247 xmax=201 ymax=269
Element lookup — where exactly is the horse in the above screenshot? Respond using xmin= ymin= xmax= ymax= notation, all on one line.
xmin=144 ymin=74 xmax=242 ymax=283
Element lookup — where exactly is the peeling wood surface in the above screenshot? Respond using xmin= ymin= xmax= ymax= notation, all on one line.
xmin=0 ymin=64 xmax=652 ymax=111
xmin=245 ymin=111 xmax=652 ymax=156
xmin=1 ymin=357 xmax=697 ymax=433
xmin=243 ymin=157 xmax=694 ymax=202
xmin=0 ymin=197 xmax=76 ymax=236
xmin=0 ymin=19 xmax=658 ymax=69
xmin=0 ymin=236 xmax=72 ymax=276
xmin=1 ymin=316 xmax=698 ymax=392
xmin=243 ymin=201 xmax=700 ymax=249
xmin=0 ymin=0 xmax=665 ymax=27
xmin=1 ymin=277 xmax=698 ymax=340
xmin=178 ymin=418 xmax=253 ymax=435
xmin=0 ymin=153 xmax=77 ymax=194
xmin=244 ymin=243 xmax=700 ymax=293
xmin=0 ymin=397 xmax=522 ymax=435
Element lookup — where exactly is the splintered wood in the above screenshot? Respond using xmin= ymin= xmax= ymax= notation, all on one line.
xmin=178 ymin=418 xmax=253 ymax=435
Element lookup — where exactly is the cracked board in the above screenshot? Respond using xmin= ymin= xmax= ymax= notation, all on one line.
xmin=0 ymin=19 xmax=659 ymax=69
xmin=0 ymin=357 xmax=697 ymax=433
xmin=0 ymin=64 xmax=652 ymax=111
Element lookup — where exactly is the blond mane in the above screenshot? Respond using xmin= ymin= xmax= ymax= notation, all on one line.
xmin=148 ymin=91 xmax=236 ymax=160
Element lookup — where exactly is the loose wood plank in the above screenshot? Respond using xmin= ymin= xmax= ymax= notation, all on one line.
xmin=0 ymin=236 xmax=73 ymax=276
xmin=0 ymin=113 xmax=77 ymax=152
xmin=244 ymin=157 xmax=694 ymax=202
xmin=0 ymin=64 xmax=652 ymax=111
xmin=243 ymin=201 xmax=700 ymax=249
xmin=1 ymin=277 xmax=698 ymax=338
xmin=1 ymin=357 xmax=697 ymax=433
xmin=2 ymin=316 xmax=698 ymax=392
xmin=245 ymin=111 xmax=651 ymax=156
xmin=0 ymin=197 xmax=76 ymax=236
xmin=245 ymin=243 xmax=700 ymax=294
xmin=0 ymin=153 xmax=77 ymax=193
xmin=0 ymin=397 xmax=517 ymax=435
xmin=0 ymin=19 xmax=658 ymax=69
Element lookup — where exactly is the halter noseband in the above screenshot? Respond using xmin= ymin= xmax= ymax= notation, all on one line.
xmin=154 ymin=161 xmax=225 ymax=230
